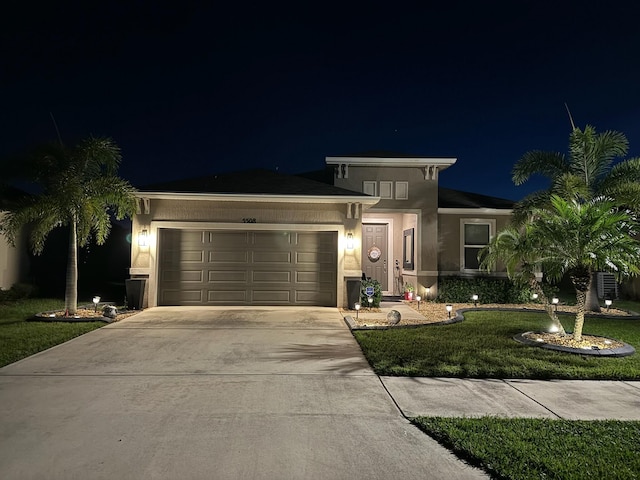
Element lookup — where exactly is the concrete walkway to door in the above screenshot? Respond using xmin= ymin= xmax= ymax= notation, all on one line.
xmin=0 ymin=306 xmax=485 ymax=480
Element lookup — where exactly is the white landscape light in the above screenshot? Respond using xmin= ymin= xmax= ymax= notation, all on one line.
xmin=605 ymin=299 xmax=612 ymax=311
xmin=93 ymin=295 xmax=101 ymax=312
xmin=416 ymin=295 xmax=421 ymax=310
xmin=355 ymin=302 xmax=360 ymax=319
xmin=446 ymin=304 xmax=453 ymax=319
xmin=368 ymin=296 xmax=373 ymax=309
xmin=472 ymin=294 xmax=478 ymax=307
xmin=552 ymin=297 xmax=559 ymax=313
xmin=531 ymin=293 xmax=539 ymax=301
xmin=549 ymin=324 xmax=559 ymax=333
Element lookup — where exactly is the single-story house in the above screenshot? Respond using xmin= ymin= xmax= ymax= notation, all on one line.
xmin=130 ymin=153 xmax=514 ymax=308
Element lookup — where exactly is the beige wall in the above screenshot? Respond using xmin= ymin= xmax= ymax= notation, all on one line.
xmin=0 ymin=214 xmax=28 ymax=290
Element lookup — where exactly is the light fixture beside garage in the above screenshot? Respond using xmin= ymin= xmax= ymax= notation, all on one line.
xmin=138 ymin=229 xmax=149 ymax=247
xmin=346 ymin=232 xmax=354 ymax=250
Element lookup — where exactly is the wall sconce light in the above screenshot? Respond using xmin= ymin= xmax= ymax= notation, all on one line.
xmin=138 ymin=229 xmax=149 ymax=246
xmin=346 ymin=232 xmax=354 ymax=250
xmin=425 ymin=286 xmax=431 ymax=300
xmin=446 ymin=304 xmax=453 ymax=319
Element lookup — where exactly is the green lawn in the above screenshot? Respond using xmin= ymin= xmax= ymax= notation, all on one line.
xmin=414 ymin=417 xmax=640 ymax=480
xmin=353 ymin=310 xmax=640 ymax=379
xmin=0 ymin=298 xmax=104 ymax=367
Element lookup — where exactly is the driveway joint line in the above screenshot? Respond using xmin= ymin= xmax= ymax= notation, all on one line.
xmin=503 ymin=380 xmax=563 ymax=419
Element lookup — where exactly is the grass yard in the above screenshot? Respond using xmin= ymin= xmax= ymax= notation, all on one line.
xmin=0 ymin=298 xmax=105 ymax=367
xmin=353 ymin=310 xmax=640 ymax=379
xmin=413 ymin=417 xmax=640 ymax=480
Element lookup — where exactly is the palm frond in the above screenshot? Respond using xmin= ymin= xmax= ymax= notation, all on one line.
xmin=512 ymin=151 xmax=568 ymax=185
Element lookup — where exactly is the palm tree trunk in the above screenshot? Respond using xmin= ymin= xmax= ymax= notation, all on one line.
xmin=65 ymin=218 xmax=78 ymax=315
xmin=570 ymin=272 xmax=591 ymax=342
xmin=529 ymin=278 xmax=566 ymax=335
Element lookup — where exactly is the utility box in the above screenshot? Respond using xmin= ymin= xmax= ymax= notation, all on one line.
xmin=125 ymin=278 xmax=146 ymax=310
xmin=346 ymin=279 xmax=362 ymax=309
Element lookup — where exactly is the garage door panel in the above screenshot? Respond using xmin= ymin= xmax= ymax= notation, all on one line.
xmin=252 ymin=251 xmax=292 ymax=263
xmin=209 ymin=251 xmax=249 ymax=263
xmin=159 ymin=229 xmax=336 ymax=306
xmin=208 ymin=271 xmax=248 ymax=283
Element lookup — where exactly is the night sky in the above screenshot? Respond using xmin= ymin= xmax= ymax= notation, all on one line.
xmin=3 ymin=1 xmax=640 ymax=200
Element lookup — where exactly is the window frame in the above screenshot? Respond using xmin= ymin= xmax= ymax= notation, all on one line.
xmin=460 ymin=219 xmax=495 ymax=272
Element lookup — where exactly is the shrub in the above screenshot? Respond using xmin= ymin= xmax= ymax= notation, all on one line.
xmin=360 ymin=278 xmax=382 ymax=307
xmin=0 ymin=283 xmax=37 ymax=302
xmin=436 ymin=276 xmax=557 ymax=304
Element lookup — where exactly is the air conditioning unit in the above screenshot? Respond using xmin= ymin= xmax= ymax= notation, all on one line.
xmin=597 ymin=272 xmax=618 ymax=299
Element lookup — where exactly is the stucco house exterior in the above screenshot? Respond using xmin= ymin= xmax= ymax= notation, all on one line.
xmin=130 ymin=153 xmax=514 ymax=308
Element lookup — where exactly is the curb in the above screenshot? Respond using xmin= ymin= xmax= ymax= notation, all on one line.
xmin=514 ymin=332 xmax=636 ymax=357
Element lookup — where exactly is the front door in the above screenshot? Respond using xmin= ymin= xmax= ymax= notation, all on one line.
xmin=362 ymin=223 xmax=388 ymax=291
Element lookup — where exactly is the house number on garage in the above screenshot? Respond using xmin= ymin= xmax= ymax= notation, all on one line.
xmin=242 ymin=218 xmax=257 ymax=223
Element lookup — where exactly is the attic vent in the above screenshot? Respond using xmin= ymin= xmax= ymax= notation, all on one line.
xmin=597 ymin=272 xmax=618 ymax=299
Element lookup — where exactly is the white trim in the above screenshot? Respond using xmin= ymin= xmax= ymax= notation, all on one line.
xmin=136 ymin=191 xmax=380 ymax=205
xmin=417 ymin=271 xmax=440 ymax=276
xmin=326 ymin=156 xmax=457 ymax=170
xmin=439 ymin=208 xmax=513 ymax=215
xmin=379 ymin=181 xmax=393 ymax=199
xmin=362 ymin=181 xmax=377 ymax=196
xmin=395 ymin=181 xmax=409 ymax=200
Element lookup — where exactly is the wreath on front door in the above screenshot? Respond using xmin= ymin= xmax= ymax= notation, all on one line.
xmin=367 ymin=245 xmax=382 ymax=262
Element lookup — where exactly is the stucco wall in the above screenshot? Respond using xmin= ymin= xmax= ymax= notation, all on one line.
xmin=0 ymin=217 xmax=28 ymax=290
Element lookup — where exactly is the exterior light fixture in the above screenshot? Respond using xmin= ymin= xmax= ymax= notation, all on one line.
xmin=346 ymin=232 xmax=354 ymax=250
xmin=355 ymin=302 xmax=360 ymax=319
xmin=425 ymin=286 xmax=431 ymax=300
xmin=605 ymin=299 xmax=612 ymax=311
xmin=138 ymin=229 xmax=149 ymax=247
xmin=552 ymin=297 xmax=559 ymax=313
xmin=472 ymin=294 xmax=478 ymax=307
xmin=93 ymin=296 xmax=101 ymax=313
xmin=531 ymin=293 xmax=539 ymax=301
xmin=368 ymin=296 xmax=373 ymax=309
xmin=446 ymin=304 xmax=453 ymax=319
xmin=549 ymin=324 xmax=559 ymax=333
xmin=416 ymin=295 xmax=421 ymax=310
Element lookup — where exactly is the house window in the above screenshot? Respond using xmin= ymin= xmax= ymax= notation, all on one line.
xmin=395 ymin=181 xmax=408 ymax=200
xmin=461 ymin=219 xmax=494 ymax=271
xmin=363 ymin=181 xmax=377 ymax=196
xmin=379 ymin=181 xmax=392 ymax=199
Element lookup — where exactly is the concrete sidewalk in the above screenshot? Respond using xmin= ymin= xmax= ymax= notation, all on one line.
xmin=381 ymin=377 xmax=640 ymax=420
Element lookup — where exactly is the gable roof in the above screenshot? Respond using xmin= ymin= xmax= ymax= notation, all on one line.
xmin=138 ymin=169 xmax=366 ymax=197
xmin=438 ymin=187 xmax=514 ymax=209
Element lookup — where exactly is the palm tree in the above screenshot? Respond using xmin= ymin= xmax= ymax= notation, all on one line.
xmin=480 ymin=224 xmax=566 ymax=335
xmin=512 ymin=125 xmax=640 ymax=310
xmin=0 ymin=137 xmax=137 ymax=314
xmin=527 ymin=195 xmax=640 ymax=341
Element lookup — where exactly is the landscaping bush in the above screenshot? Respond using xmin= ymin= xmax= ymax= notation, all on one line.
xmin=360 ymin=278 xmax=382 ymax=307
xmin=436 ymin=276 xmax=557 ymax=304
xmin=0 ymin=283 xmax=37 ymax=302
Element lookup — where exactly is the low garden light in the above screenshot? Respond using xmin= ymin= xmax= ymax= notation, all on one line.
xmin=605 ymin=299 xmax=612 ymax=311
xmin=93 ymin=296 xmax=101 ymax=313
xmin=531 ymin=293 xmax=539 ymax=301
xmin=549 ymin=324 xmax=559 ymax=333
xmin=472 ymin=294 xmax=478 ymax=307
xmin=355 ymin=302 xmax=360 ymax=319
xmin=552 ymin=297 xmax=559 ymax=313
xmin=368 ymin=296 xmax=373 ymax=309
xmin=416 ymin=295 xmax=421 ymax=310
xmin=446 ymin=304 xmax=453 ymax=319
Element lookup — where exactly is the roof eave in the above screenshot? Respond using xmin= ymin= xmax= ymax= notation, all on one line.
xmin=135 ymin=191 xmax=380 ymax=205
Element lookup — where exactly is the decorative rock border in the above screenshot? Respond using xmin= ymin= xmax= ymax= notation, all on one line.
xmin=514 ymin=332 xmax=636 ymax=357
xmin=29 ymin=303 xmax=136 ymax=324
xmin=343 ymin=314 xmax=462 ymax=330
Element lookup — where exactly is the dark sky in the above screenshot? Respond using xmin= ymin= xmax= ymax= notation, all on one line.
xmin=2 ymin=1 xmax=640 ymax=200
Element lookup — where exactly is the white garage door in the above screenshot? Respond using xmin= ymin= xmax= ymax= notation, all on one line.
xmin=158 ymin=229 xmax=337 ymax=306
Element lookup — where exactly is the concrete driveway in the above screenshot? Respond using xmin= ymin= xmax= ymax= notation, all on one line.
xmin=0 ymin=306 xmax=485 ymax=480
